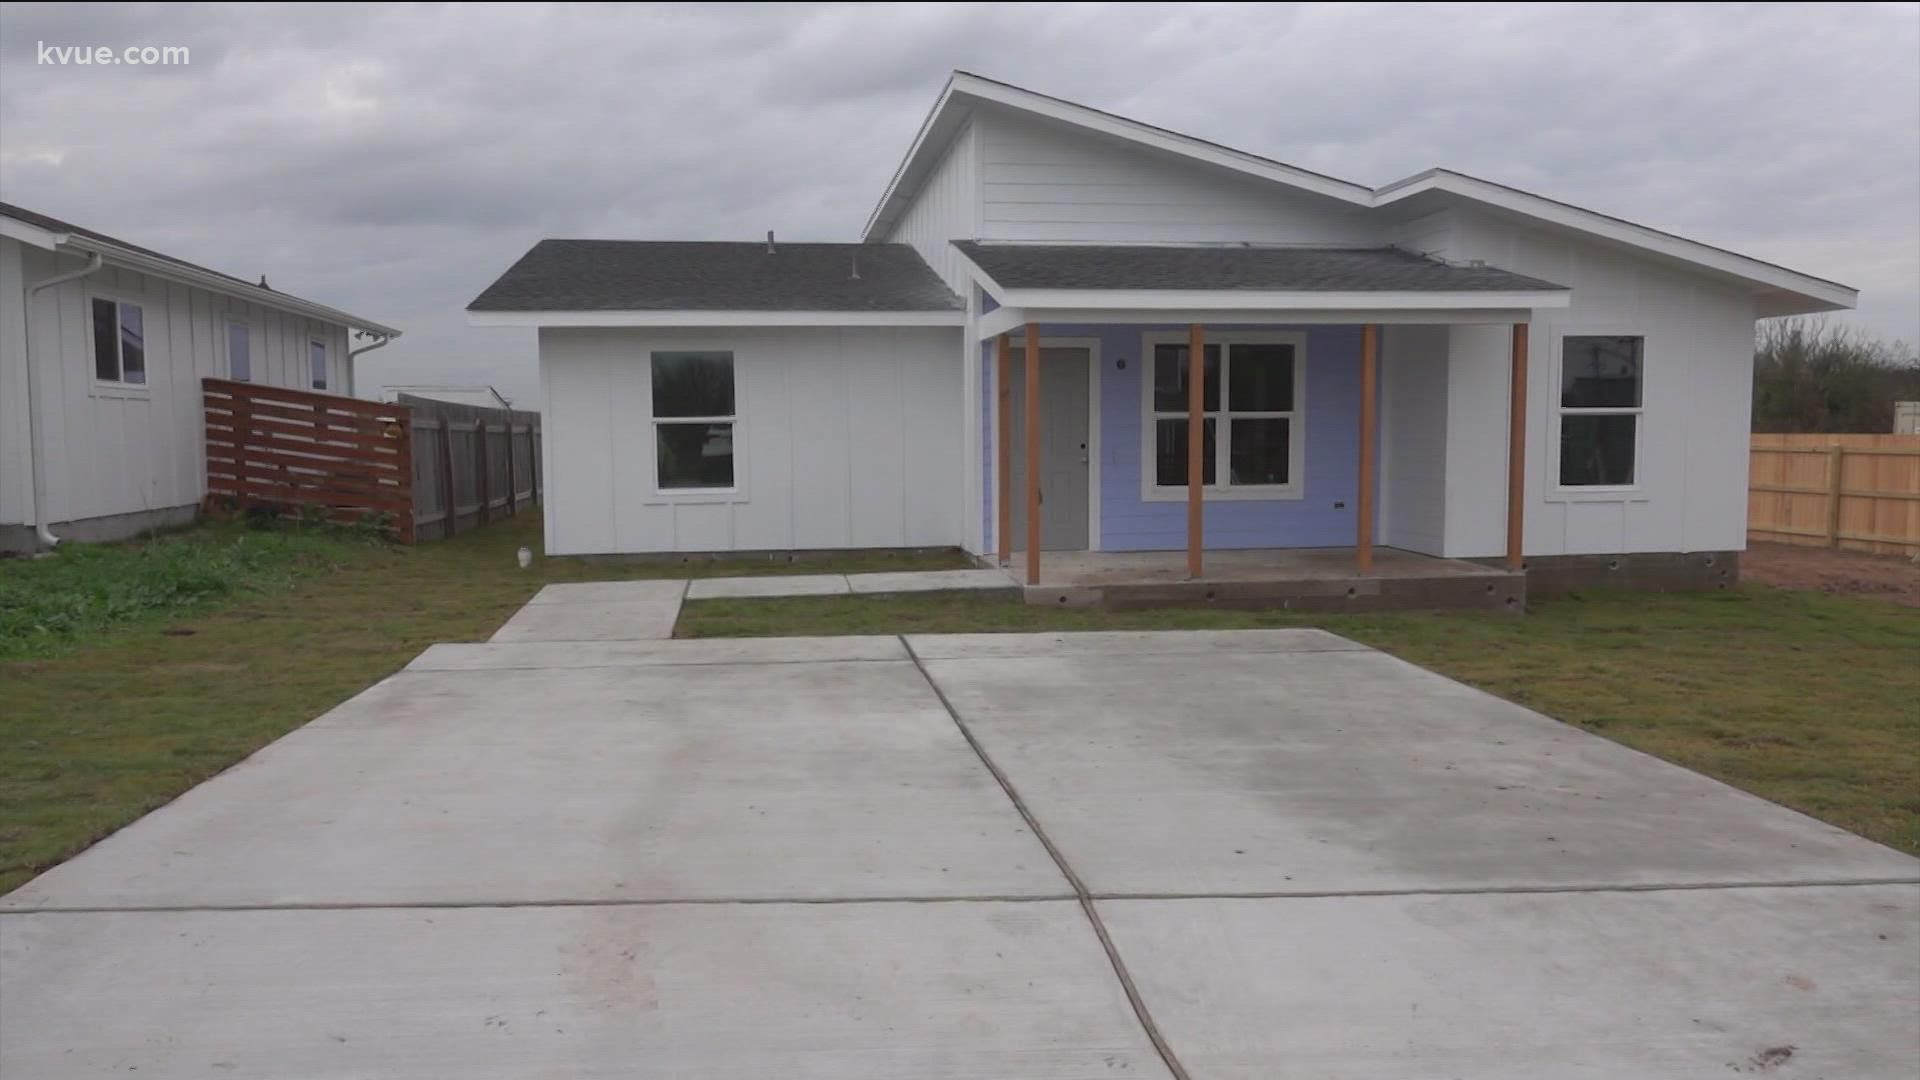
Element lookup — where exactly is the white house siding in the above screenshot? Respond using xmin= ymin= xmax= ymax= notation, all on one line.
xmin=0 ymin=236 xmax=354 ymax=533
xmin=974 ymin=106 xmax=1377 ymax=244
xmin=1378 ymin=323 xmax=1450 ymax=555
xmin=885 ymin=119 xmax=980 ymax=295
xmin=1438 ymin=208 xmax=1758 ymax=557
xmin=538 ymin=325 xmax=963 ymax=555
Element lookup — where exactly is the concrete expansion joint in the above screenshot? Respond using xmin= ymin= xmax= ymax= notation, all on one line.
xmin=898 ymin=635 xmax=1195 ymax=1080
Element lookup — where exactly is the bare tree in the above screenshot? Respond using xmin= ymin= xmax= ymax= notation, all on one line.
xmin=1752 ymin=317 xmax=1920 ymax=433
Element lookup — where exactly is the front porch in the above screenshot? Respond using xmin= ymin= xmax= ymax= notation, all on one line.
xmin=1004 ymin=546 xmax=1523 ymax=612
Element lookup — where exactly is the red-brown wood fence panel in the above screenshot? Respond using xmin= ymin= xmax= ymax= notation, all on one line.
xmin=203 ymin=377 xmax=415 ymax=542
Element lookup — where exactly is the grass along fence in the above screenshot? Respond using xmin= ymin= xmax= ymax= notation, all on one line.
xmin=402 ymin=394 xmax=541 ymax=541
xmin=1748 ymin=433 xmax=1920 ymax=555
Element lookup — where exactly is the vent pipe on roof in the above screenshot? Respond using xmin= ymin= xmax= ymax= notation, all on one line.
xmin=766 ymin=231 xmax=775 ymax=255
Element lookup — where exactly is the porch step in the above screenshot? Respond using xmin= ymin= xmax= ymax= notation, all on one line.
xmin=1021 ymin=568 xmax=1526 ymax=614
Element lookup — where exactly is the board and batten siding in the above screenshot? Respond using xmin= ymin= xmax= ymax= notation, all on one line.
xmin=974 ymin=106 xmax=1377 ymax=245
xmin=538 ymin=326 xmax=963 ymax=555
xmin=884 ymin=120 xmax=980 ymax=295
xmin=1434 ymin=208 xmax=1759 ymax=558
xmin=0 ymin=235 xmax=354 ymax=530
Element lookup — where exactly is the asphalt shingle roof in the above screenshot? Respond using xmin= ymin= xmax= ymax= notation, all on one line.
xmin=951 ymin=242 xmax=1568 ymax=293
xmin=468 ymin=240 xmax=964 ymax=312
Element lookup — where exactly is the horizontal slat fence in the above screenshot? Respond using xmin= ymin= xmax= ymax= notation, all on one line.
xmin=400 ymin=394 xmax=541 ymax=541
xmin=204 ymin=378 xmax=414 ymax=541
xmin=1748 ymin=433 xmax=1920 ymax=555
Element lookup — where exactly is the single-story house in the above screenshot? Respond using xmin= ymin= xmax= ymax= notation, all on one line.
xmin=0 ymin=203 xmax=401 ymax=552
xmin=469 ymin=71 xmax=1856 ymax=593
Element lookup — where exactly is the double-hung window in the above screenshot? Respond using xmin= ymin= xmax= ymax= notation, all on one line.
xmin=90 ymin=297 xmax=146 ymax=386
xmin=1557 ymin=334 xmax=1643 ymax=488
xmin=1145 ymin=333 xmax=1303 ymax=499
xmin=227 ymin=320 xmax=252 ymax=381
xmin=651 ymin=351 xmax=736 ymax=491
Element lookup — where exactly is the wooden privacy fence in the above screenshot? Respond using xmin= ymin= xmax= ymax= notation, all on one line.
xmin=401 ymin=394 xmax=541 ymax=541
xmin=204 ymin=378 xmax=415 ymax=541
xmin=1748 ymin=433 xmax=1920 ymax=555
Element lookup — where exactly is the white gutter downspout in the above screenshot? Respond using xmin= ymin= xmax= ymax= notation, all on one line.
xmin=347 ymin=331 xmax=397 ymax=397
xmin=22 ymin=249 xmax=105 ymax=549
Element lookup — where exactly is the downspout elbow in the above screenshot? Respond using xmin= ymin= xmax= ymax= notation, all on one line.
xmin=24 ymin=250 xmax=106 ymax=550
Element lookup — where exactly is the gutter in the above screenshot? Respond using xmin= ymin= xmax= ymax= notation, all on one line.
xmin=22 ymin=248 xmax=105 ymax=549
xmin=346 ymin=330 xmax=397 ymax=397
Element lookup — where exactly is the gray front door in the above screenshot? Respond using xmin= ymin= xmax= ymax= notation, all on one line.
xmin=1008 ymin=346 xmax=1091 ymax=551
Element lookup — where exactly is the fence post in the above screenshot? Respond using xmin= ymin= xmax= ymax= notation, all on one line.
xmin=394 ymin=406 xmax=416 ymax=544
xmin=1825 ymin=445 xmax=1845 ymax=548
xmin=439 ymin=416 xmax=458 ymax=538
xmin=504 ymin=423 xmax=518 ymax=517
xmin=475 ymin=420 xmax=491 ymax=527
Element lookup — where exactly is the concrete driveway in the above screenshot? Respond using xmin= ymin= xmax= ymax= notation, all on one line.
xmin=4 ymin=601 xmax=1916 ymax=1077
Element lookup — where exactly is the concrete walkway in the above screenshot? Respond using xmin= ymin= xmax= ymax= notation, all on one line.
xmin=3 ymin=625 xmax=1915 ymax=1078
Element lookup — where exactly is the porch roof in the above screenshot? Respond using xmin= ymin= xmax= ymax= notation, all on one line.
xmin=957 ymin=242 xmax=1571 ymax=338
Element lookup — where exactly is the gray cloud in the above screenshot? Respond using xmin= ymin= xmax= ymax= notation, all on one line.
xmin=2 ymin=1 xmax=1914 ymax=406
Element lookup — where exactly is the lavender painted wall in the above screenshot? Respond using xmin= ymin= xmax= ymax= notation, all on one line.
xmin=980 ymin=323 xmax=1376 ymax=552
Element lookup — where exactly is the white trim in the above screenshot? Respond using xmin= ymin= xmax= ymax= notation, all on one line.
xmin=1138 ymin=330 xmax=1308 ymax=504
xmin=307 ymin=337 xmax=331 ymax=391
xmin=1004 ymin=335 xmax=1102 ymax=552
xmin=84 ymin=286 xmax=152 ymax=397
xmin=467 ymin=309 xmax=966 ymax=329
xmin=1374 ymin=170 xmax=1856 ymax=312
xmin=640 ymin=349 xmax=749 ymax=506
xmin=997 ymin=288 xmax=1571 ymax=311
xmin=977 ymin=307 xmax=1539 ymax=337
xmin=0 ymin=216 xmax=63 ymax=251
xmin=1545 ymin=326 xmax=1649 ymax=502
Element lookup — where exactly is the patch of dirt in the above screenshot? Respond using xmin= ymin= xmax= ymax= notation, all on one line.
xmin=1741 ymin=542 xmax=1920 ymax=607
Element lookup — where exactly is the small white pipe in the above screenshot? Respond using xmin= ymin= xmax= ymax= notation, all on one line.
xmin=347 ymin=331 xmax=396 ymax=397
xmin=22 ymin=250 xmax=105 ymax=549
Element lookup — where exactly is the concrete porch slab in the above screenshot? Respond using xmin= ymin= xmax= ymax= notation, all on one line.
xmin=1 ymin=661 xmax=1065 ymax=909
xmin=1007 ymin=547 xmax=1524 ymax=612
xmin=918 ymin=642 xmax=1920 ymax=896
xmin=845 ymin=568 xmax=1019 ymax=595
xmin=1 ymin=901 xmax=1170 ymax=1080
xmin=686 ymin=574 xmax=852 ymax=599
xmin=1098 ymin=885 xmax=1920 ymax=1079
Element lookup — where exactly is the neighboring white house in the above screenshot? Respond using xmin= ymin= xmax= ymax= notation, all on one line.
xmin=380 ymin=384 xmax=514 ymax=409
xmin=0 ymin=203 xmax=401 ymax=552
xmin=470 ymin=71 xmax=1856 ymax=589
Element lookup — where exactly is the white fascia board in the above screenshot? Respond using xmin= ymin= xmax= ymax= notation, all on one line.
xmin=862 ymin=81 xmax=965 ymax=240
xmin=977 ymin=305 xmax=1031 ymax=340
xmin=1374 ymin=170 xmax=1858 ymax=310
xmin=0 ymin=216 xmax=65 ymax=251
xmin=994 ymin=288 xmax=1571 ymax=311
xmin=992 ymin=306 xmax=1546 ymax=328
xmin=467 ymin=309 xmax=967 ymax=329
xmin=64 ymin=237 xmax=404 ymax=337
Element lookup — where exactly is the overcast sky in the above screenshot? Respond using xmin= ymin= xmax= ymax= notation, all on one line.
xmin=2 ymin=2 xmax=1915 ymax=406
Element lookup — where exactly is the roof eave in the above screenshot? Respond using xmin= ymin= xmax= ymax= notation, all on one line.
xmin=467 ymin=309 xmax=966 ymax=329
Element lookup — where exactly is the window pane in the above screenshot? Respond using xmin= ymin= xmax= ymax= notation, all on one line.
xmin=1560 ymin=335 xmax=1642 ymax=408
xmin=1155 ymin=417 xmax=1217 ymax=487
xmin=652 ymin=352 xmax=735 ymax=417
xmin=1560 ymin=414 xmax=1636 ymax=486
xmin=1229 ymin=417 xmax=1290 ymax=486
xmin=92 ymin=298 xmax=118 ymax=381
xmin=228 ymin=323 xmax=251 ymax=381
xmin=656 ymin=422 xmax=735 ymax=488
xmin=1151 ymin=343 xmax=1220 ymax=413
xmin=118 ymin=303 xmax=145 ymax=385
xmin=310 ymin=342 xmax=327 ymax=389
xmin=1228 ymin=343 xmax=1294 ymax=412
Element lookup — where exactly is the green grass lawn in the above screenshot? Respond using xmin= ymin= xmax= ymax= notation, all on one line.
xmin=0 ymin=513 xmax=969 ymax=894
xmin=679 ymin=586 xmax=1920 ymax=856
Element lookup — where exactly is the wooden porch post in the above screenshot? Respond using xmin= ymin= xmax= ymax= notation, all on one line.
xmin=995 ymin=334 xmax=1012 ymax=566
xmin=1356 ymin=324 xmax=1379 ymax=572
xmin=1024 ymin=325 xmax=1042 ymax=586
xmin=1187 ymin=323 xmax=1205 ymax=578
xmin=1506 ymin=322 xmax=1529 ymax=571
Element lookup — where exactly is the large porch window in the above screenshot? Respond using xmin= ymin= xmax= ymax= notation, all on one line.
xmin=1143 ymin=331 xmax=1304 ymax=501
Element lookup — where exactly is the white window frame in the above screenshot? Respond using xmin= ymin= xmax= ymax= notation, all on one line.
xmin=1549 ymin=327 xmax=1646 ymax=499
xmin=85 ymin=288 xmax=150 ymax=398
xmin=225 ymin=317 xmax=255 ymax=382
xmin=645 ymin=349 xmax=744 ymax=503
xmin=308 ymin=338 xmax=330 ymax=391
xmin=1139 ymin=329 xmax=1307 ymax=502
